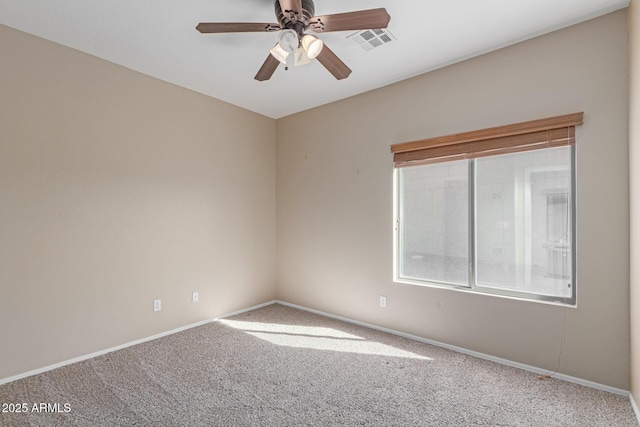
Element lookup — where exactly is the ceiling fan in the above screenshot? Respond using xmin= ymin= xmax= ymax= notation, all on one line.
xmin=196 ymin=0 xmax=391 ymax=81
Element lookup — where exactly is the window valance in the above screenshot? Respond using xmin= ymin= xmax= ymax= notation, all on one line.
xmin=391 ymin=112 xmax=584 ymax=167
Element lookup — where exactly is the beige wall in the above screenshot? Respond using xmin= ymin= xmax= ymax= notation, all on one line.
xmin=277 ymin=10 xmax=630 ymax=389
xmin=0 ymin=25 xmax=277 ymax=380
xmin=630 ymin=0 xmax=640 ymax=407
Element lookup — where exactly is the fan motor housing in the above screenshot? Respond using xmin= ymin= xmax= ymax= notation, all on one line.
xmin=275 ymin=0 xmax=315 ymax=30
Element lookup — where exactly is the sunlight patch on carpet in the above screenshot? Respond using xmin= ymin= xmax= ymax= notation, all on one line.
xmin=220 ymin=319 xmax=432 ymax=360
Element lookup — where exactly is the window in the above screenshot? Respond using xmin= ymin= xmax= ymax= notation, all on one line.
xmin=392 ymin=113 xmax=582 ymax=305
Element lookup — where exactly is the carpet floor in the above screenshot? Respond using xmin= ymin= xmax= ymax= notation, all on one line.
xmin=0 ymin=303 xmax=637 ymax=426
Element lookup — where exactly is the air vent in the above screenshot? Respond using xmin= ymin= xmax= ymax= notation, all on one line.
xmin=348 ymin=28 xmax=395 ymax=51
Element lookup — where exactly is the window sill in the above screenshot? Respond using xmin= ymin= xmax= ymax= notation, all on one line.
xmin=393 ymin=277 xmax=577 ymax=308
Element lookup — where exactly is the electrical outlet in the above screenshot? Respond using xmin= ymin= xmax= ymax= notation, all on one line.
xmin=380 ymin=295 xmax=387 ymax=308
xmin=153 ymin=299 xmax=161 ymax=312
xmin=192 ymin=292 xmax=199 ymax=303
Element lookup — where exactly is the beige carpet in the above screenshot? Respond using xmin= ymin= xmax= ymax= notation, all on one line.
xmin=0 ymin=303 xmax=637 ymax=426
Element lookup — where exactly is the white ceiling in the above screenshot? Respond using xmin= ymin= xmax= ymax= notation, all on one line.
xmin=0 ymin=0 xmax=629 ymax=119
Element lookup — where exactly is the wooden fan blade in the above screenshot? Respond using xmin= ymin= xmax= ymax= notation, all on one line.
xmin=255 ymin=54 xmax=280 ymax=81
xmin=196 ymin=22 xmax=280 ymax=33
xmin=315 ymin=44 xmax=352 ymax=80
xmin=278 ymin=0 xmax=303 ymax=16
xmin=311 ymin=8 xmax=391 ymax=33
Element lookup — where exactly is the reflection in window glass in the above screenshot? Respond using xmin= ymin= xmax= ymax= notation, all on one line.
xmin=398 ymin=161 xmax=468 ymax=285
xmin=475 ymin=147 xmax=572 ymax=298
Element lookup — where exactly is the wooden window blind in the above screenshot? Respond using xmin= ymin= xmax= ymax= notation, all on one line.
xmin=391 ymin=112 xmax=584 ymax=168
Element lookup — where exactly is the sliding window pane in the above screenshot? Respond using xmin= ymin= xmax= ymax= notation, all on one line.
xmin=398 ymin=161 xmax=469 ymax=286
xmin=474 ymin=147 xmax=573 ymax=298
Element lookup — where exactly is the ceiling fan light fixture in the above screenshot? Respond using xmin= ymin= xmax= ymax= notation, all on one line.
xmin=277 ymin=29 xmax=299 ymax=53
xmin=269 ymin=44 xmax=289 ymax=65
xmin=293 ymin=47 xmax=313 ymax=66
xmin=301 ymin=34 xmax=323 ymax=59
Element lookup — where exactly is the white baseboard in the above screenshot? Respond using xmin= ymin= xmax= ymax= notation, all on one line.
xmin=0 ymin=300 xmax=277 ymax=386
xmin=275 ymin=300 xmax=630 ymax=397
xmin=213 ymin=300 xmax=276 ymax=321
xmin=630 ymin=393 xmax=640 ymax=424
